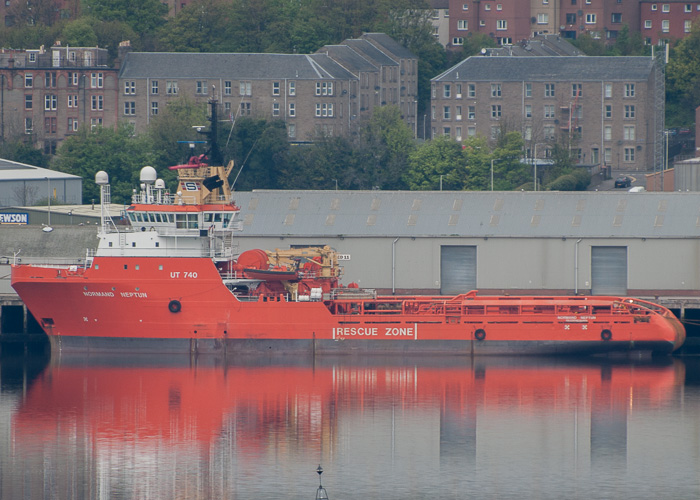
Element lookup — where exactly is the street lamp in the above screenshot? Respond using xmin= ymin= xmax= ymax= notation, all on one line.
xmin=43 ymin=176 xmax=53 ymax=232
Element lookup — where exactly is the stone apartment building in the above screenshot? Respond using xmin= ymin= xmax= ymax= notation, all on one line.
xmin=430 ymin=55 xmax=664 ymax=174
xmin=118 ymin=33 xmax=417 ymax=142
xmin=0 ymin=44 xmax=118 ymax=154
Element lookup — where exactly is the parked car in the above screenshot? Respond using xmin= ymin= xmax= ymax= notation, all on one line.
xmin=614 ymin=176 xmax=632 ymax=188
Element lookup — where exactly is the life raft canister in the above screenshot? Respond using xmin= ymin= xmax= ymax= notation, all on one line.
xmin=601 ymin=329 xmax=612 ymax=341
xmin=168 ymin=300 xmax=182 ymax=313
xmin=475 ymin=328 xmax=486 ymax=341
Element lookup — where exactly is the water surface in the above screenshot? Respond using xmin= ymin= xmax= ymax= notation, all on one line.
xmin=2 ymin=352 xmax=699 ymax=499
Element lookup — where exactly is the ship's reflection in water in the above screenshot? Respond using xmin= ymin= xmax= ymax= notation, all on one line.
xmin=2 ymin=353 xmax=699 ymax=499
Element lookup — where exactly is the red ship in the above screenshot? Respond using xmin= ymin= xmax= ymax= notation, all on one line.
xmin=9 ymin=112 xmax=685 ymax=356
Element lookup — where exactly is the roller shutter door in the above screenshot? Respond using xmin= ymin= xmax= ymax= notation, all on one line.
xmin=440 ymin=245 xmax=476 ymax=295
xmin=591 ymin=246 xmax=627 ymax=296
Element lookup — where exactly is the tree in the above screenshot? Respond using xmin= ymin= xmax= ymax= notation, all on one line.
xmin=405 ymin=135 xmax=466 ymax=190
xmin=60 ymin=18 xmax=99 ymax=47
xmin=360 ymin=106 xmax=416 ymax=189
xmin=492 ymin=131 xmax=529 ymax=190
xmin=83 ymin=0 xmax=168 ymax=40
xmin=52 ymin=123 xmax=155 ymax=204
xmin=156 ymin=0 xmax=234 ymax=52
xmin=571 ymin=33 xmax=607 ymax=56
xmin=666 ymin=20 xmax=700 ymax=127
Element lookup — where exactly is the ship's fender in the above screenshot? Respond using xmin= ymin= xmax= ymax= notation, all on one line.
xmin=474 ymin=328 xmax=486 ymax=341
xmin=601 ymin=329 xmax=612 ymax=341
xmin=168 ymin=299 xmax=182 ymax=313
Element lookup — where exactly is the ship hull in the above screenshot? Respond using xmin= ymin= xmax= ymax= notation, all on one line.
xmin=12 ymin=257 xmax=685 ymax=356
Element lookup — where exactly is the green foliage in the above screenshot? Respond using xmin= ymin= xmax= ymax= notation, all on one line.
xmin=571 ymin=33 xmax=607 ymax=56
xmin=666 ymin=20 xmax=700 ymax=127
xmin=360 ymin=106 xmax=416 ymax=189
xmin=405 ymin=135 xmax=466 ymax=190
xmin=546 ymin=169 xmax=591 ymax=191
xmin=60 ymin=18 xmax=99 ymax=47
xmin=52 ymin=123 xmax=155 ymax=204
xmin=609 ymin=25 xmax=648 ymax=56
xmin=0 ymin=141 xmax=50 ymax=168
xmin=146 ymin=96 xmax=208 ymax=190
xmin=84 ymin=0 xmax=168 ymax=39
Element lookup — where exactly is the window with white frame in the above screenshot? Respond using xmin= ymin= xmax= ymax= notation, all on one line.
xmin=544 ymin=125 xmax=555 ymax=140
xmin=544 ymin=105 xmax=555 ymax=118
xmin=24 ymin=95 xmax=32 ymax=110
xmin=537 ymin=13 xmax=548 ymax=24
xmin=605 ymin=104 xmax=612 ymax=118
xmin=525 ymin=82 xmax=532 ymax=97
xmin=444 ymin=106 xmax=451 ymax=119
xmin=68 ymin=72 xmax=79 ymax=86
xmin=25 ymin=117 xmax=32 ymax=133
xmin=67 ymin=95 xmax=77 ymax=108
xmin=491 ymin=83 xmax=501 ymax=97
xmin=685 ymin=3 xmax=692 ymax=12
xmin=604 ymin=125 xmax=612 ymax=140
xmin=91 ymin=117 xmax=102 ymax=129
xmin=224 ymin=81 xmax=231 ymax=95
xmin=289 ymin=102 xmax=295 ymax=117
xmin=662 ymin=20 xmax=669 ymax=32
xmin=485 ymin=3 xmax=491 ymax=10
xmin=272 ymin=102 xmax=280 ymax=116
xmin=90 ymin=72 xmax=103 ymax=88
xmin=44 ymin=94 xmax=57 ymax=110
xmin=272 ymin=82 xmax=280 ymax=96
xmin=453 ymin=37 xmax=464 ymax=45
xmin=525 ymin=104 xmax=532 ymax=118
xmin=315 ymin=81 xmax=333 ymax=96
xmin=124 ymin=81 xmax=135 ymax=95
xmin=623 ymin=125 xmax=635 ymax=141
xmin=458 ymin=20 xmax=468 ymax=30
xmin=124 ymin=102 xmax=135 ymax=115
xmin=468 ymin=83 xmax=476 ymax=97
xmin=443 ymin=84 xmax=451 ymax=98
xmin=196 ymin=81 xmax=208 ymax=95
xmin=288 ymin=123 xmax=296 ymax=138
xmin=624 ymin=104 xmax=635 ymax=118
xmin=151 ymin=101 xmax=159 ymax=115
xmin=605 ymin=83 xmax=612 ymax=97
xmin=651 ymin=4 xmax=657 ymax=10
xmin=497 ymin=3 xmax=502 ymax=10
xmin=644 ymin=20 xmax=652 ymax=29
xmin=68 ymin=118 xmax=78 ymax=132
xmin=662 ymin=4 xmax=670 ymax=12
xmin=496 ymin=19 xmax=507 ymax=30
xmin=468 ymin=106 xmax=475 ymax=119
xmin=545 ymin=83 xmax=555 ymax=97
xmin=151 ymin=80 xmax=159 ymax=94
xmin=167 ymin=81 xmax=178 ymax=95
xmin=685 ymin=20 xmax=692 ymax=32
xmin=491 ymin=104 xmax=501 ymax=118
xmin=572 ymin=83 xmax=582 ymax=97
xmin=456 ymin=105 xmax=462 ymax=119
xmin=91 ymin=95 xmax=103 ymax=111
xmin=624 ymin=83 xmax=635 ymax=97
xmin=586 ymin=13 xmax=596 ymax=23
xmin=239 ymin=81 xmax=251 ymax=96
xmin=468 ymin=126 xmax=476 ymax=136
xmin=24 ymin=73 xmax=32 ymax=88
xmin=624 ymin=147 xmax=635 ymax=162
xmin=289 ymin=81 xmax=295 ymax=96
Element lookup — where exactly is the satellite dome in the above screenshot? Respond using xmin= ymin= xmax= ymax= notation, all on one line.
xmin=155 ymin=178 xmax=166 ymax=189
xmin=140 ymin=166 xmax=157 ymax=184
xmin=95 ymin=171 xmax=109 ymax=185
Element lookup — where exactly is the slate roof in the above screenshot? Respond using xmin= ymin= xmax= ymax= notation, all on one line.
xmin=316 ymin=45 xmax=378 ymax=75
xmin=232 ymin=190 xmax=700 ymax=239
xmin=341 ymin=39 xmax=399 ymax=67
xmin=433 ymin=56 xmax=656 ymax=82
xmin=362 ymin=33 xmax=416 ymax=60
xmin=483 ymin=36 xmax=583 ymax=57
xmin=119 ymin=52 xmax=356 ymax=80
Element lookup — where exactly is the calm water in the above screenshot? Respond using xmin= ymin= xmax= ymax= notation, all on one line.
xmin=1 ymin=351 xmax=700 ymax=500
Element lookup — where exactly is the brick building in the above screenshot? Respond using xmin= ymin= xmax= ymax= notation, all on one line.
xmin=640 ymin=1 xmax=700 ymax=44
xmin=430 ymin=55 xmax=664 ymax=174
xmin=444 ymin=1 xmax=700 ymax=48
xmin=0 ymin=44 xmax=118 ymax=154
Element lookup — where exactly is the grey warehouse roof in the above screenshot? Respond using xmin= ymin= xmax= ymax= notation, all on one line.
xmin=232 ymin=190 xmax=700 ymax=239
xmin=433 ymin=56 xmax=656 ymax=82
xmin=119 ymin=52 xmax=357 ymax=80
xmin=0 ymin=158 xmax=81 ymax=181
